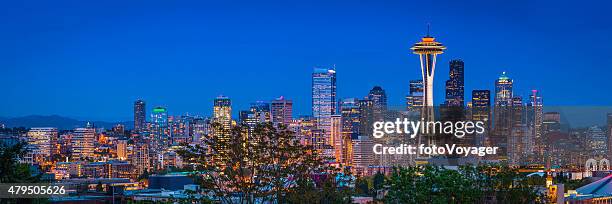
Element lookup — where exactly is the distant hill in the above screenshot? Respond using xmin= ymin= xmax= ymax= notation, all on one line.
xmin=0 ymin=115 xmax=133 ymax=130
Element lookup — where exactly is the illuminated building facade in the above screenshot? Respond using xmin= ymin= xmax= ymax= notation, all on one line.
xmin=72 ymin=127 xmax=96 ymax=160
xmin=134 ymin=99 xmax=146 ymax=133
xmin=26 ymin=127 xmax=58 ymax=163
xmin=339 ymin=98 xmax=362 ymax=166
xmin=117 ymin=139 xmax=128 ymax=160
xmin=493 ymin=72 xmax=513 ymax=158
xmin=312 ymin=67 xmax=337 ymax=152
xmin=213 ymin=96 xmax=232 ymax=161
xmin=151 ymin=106 xmax=169 ymax=151
xmin=271 ymin=96 xmax=293 ymax=126
xmin=330 ymin=114 xmax=342 ymax=163
xmin=367 ymin=86 xmax=387 ymax=122
xmin=445 ymin=59 xmax=464 ymax=107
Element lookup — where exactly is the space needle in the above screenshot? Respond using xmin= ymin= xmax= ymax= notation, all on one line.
xmin=410 ymin=26 xmax=446 ymax=122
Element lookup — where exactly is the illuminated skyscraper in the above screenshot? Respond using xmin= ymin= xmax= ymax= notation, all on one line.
xmin=445 ymin=59 xmax=464 ymax=107
xmin=493 ymin=72 xmax=513 ymax=158
xmin=494 ymin=72 xmax=513 ymax=107
xmin=367 ymin=86 xmax=387 ymax=122
xmin=472 ymin=90 xmax=491 ymax=146
xmin=312 ymin=67 xmax=337 ymax=151
xmin=410 ymin=30 xmax=446 ymax=109
xmin=151 ymin=106 xmax=169 ymax=150
xmin=527 ymin=90 xmax=543 ymax=140
xmin=116 ymin=139 xmax=128 ymax=160
xmin=72 ymin=127 xmax=95 ymax=160
xmin=339 ymin=98 xmax=361 ymax=166
xmin=250 ymin=101 xmax=271 ymax=123
xmin=213 ymin=95 xmax=232 ymax=162
xmin=134 ymin=99 xmax=146 ymax=133
xmin=26 ymin=127 xmax=58 ymax=163
xmin=271 ymin=96 xmax=293 ymax=126
xmin=330 ymin=115 xmax=342 ymax=163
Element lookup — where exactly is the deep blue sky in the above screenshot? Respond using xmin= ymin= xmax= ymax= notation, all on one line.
xmin=1 ymin=0 xmax=611 ymax=122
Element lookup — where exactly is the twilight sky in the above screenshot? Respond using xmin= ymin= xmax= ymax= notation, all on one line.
xmin=1 ymin=0 xmax=611 ymax=122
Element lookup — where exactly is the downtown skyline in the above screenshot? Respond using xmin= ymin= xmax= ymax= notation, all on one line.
xmin=2 ymin=1 xmax=612 ymax=122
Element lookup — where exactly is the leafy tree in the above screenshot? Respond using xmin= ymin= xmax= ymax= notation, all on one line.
xmin=178 ymin=122 xmax=342 ymax=204
xmin=384 ymin=164 xmax=547 ymax=204
xmin=0 ymin=142 xmax=40 ymax=183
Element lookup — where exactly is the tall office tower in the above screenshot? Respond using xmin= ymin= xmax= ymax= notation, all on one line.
xmin=358 ymin=99 xmax=374 ymax=137
xmin=151 ymin=107 xmax=169 ymax=151
xmin=116 ymin=139 xmax=128 ymax=160
xmin=26 ymin=127 xmax=58 ymax=163
xmin=492 ymin=72 xmax=513 ymax=158
xmin=367 ymin=86 xmax=387 ymax=122
xmin=511 ymin=96 xmax=524 ymax=126
xmin=494 ymin=72 xmax=513 ymax=106
xmin=134 ymin=99 xmax=146 ymax=133
xmin=444 ymin=60 xmax=465 ymax=107
xmin=72 ymin=127 xmax=95 ymax=160
xmin=472 ymin=90 xmax=491 ymax=146
xmin=410 ymin=31 xmax=446 ymax=111
xmin=339 ymin=98 xmax=362 ymax=166
xmin=312 ymin=67 xmax=337 ymax=152
xmin=250 ymin=101 xmax=271 ymax=123
xmin=239 ymin=109 xmax=258 ymax=143
xmin=406 ymin=80 xmax=424 ymax=111
xmin=213 ymin=96 xmax=232 ymax=162
xmin=271 ymin=96 xmax=293 ymax=126
xmin=527 ymin=90 xmax=543 ymax=140
xmin=330 ymin=115 xmax=343 ymax=162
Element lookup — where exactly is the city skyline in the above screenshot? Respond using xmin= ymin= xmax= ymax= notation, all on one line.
xmin=2 ymin=1 xmax=612 ymax=122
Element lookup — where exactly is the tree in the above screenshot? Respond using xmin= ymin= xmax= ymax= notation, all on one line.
xmin=178 ymin=122 xmax=340 ymax=204
xmin=384 ymin=164 xmax=547 ymax=204
xmin=0 ymin=142 xmax=40 ymax=183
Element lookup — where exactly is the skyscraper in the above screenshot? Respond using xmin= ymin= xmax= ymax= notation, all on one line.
xmin=213 ymin=95 xmax=232 ymax=162
xmin=340 ymin=98 xmax=362 ymax=166
xmin=367 ymin=86 xmax=387 ymax=122
xmin=72 ymin=127 xmax=95 ymax=160
xmin=445 ymin=59 xmax=465 ymax=107
xmin=494 ymin=72 xmax=513 ymax=107
xmin=250 ymin=101 xmax=271 ymax=123
xmin=26 ymin=127 xmax=58 ymax=163
xmin=271 ymin=96 xmax=293 ymax=126
xmin=472 ymin=90 xmax=491 ymax=146
xmin=151 ymin=106 xmax=169 ymax=150
xmin=134 ymin=99 xmax=146 ymax=133
xmin=527 ymin=90 xmax=543 ymax=140
xmin=312 ymin=67 xmax=337 ymax=151
xmin=493 ymin=72 xmax=513 ymax=158
xmin=410 ymin=30 xmax=446 ymax=109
